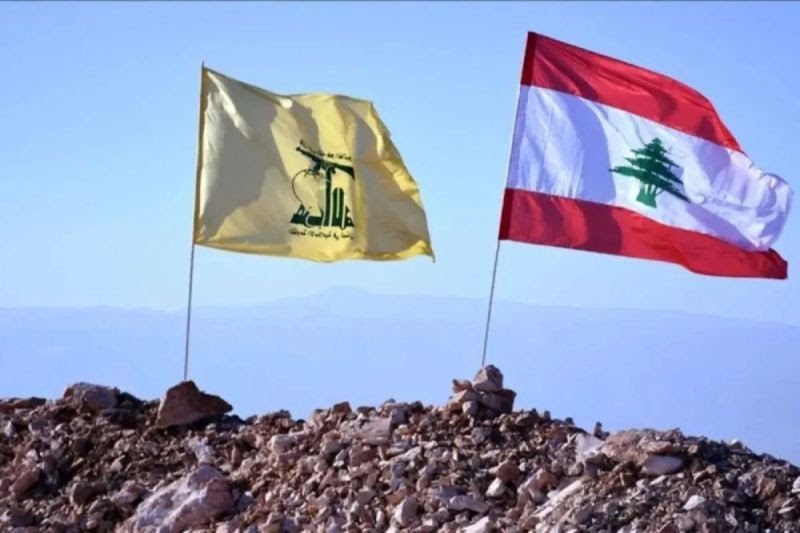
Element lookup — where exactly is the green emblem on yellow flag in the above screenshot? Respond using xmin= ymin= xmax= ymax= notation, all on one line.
xmin=193 ymin=67 xmax=434 ymax=262
xmin=290 ymin=142 xmax=356 ymax=234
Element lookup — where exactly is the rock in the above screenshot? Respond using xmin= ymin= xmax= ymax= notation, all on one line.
xmin=778 ymin=503 xmax=797 ymax=516
xmin=394 ymin=446 xmax=422 ymax=463
xmin=676 ymin=514 xmax=694 ymax=531
xmin=314 ymin=436 xmax=339 ymax=456
xmin=389 ymin=405 xmax=407 ymax=426
xmin=642 ymin=454 xmax=684 ymax=476
xmin=575 ymin=433 xmax=604 ymax=462
xmin=683 ymin=494 xmax=707 ymax=511
xmin=534 ymin=479 xmax=585 ymax=521
xmin=393 ymin=496 xmax=418 ymax=527
xmin=1 ymin=369 xmax=799 ymax=532
xmin=473 ymin=365 xmax=504 ymax=392
xmin=69 ymin=480 xmax=102 ymax=506
xmin=269 ymin=434 xmax=295 ymax=454
xmin=109 ymin=455 xmax=125 ymax=474
xmin=523 ymin=468 xmax=557 ymax=493
xmin=756 ymin=474 xmax=780 ymax=498
xmin=349 ymin=444 xmax=375 ymax=466
xmin=452 ymin=379 xmax=472 ymax=392
xmin=235 ymin=491 xmax=254 ymax=513
xmin=471 ymin=427 xmax=493 ymax=447
xmin=110 ymin=482 xmax=146 ymax=508
xmin=188 ymin=437 xmax=217 ymax=465
xmin=0 ymin=397 xmax=46 ymax=413
xmin=419 ymin=517 xmax=438 ymax=532
xmin=356 ymin=488 xmax=375 ymax=504
xmin=1 ymin=507 xmax=34 ymax=527
xmin=331 ymin=401 xmax=351 ymax=415
xmin=477 ymin=389 xmax=516 ymax=414
xmin=572 ymin=503 xmax=594 ymax=525
xmin=462 ymin=400 xmax=479 ymax=418
xmin=63 ymin=383 xmax=119 ymax=413
xmin=11 ymin=467 xmax=40 ymax=499
xmin=2 ymin=420 xmax=16 ymax=439
xmin=461 ymin=516 xmax=493 ymax=533
xmin=348 ymin=416 xmax=392 ymax=445
xmin=155 ymin=381 xmax=232 ymax=428
xmin=486 ymin=478 xmax=505 ymax=498
xmin=450 ymin=389 xmax=478 ymax=405
xmin=601 ymin=429 xmax=684 ymax=467
xmin=494 ymin=459 xmax=519 ymax=482
xmin=122 ymin=465 xmax=233 ymax=531
xmin=448 ymin=494 xmax=489 ymax=513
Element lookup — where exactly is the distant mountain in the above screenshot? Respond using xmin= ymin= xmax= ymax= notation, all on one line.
xmin=1 ymin=289 xmax=798 ymax=463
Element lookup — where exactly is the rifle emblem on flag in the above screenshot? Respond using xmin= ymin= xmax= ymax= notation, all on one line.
xmin=290 ymin=142 xmax=356 ymax=232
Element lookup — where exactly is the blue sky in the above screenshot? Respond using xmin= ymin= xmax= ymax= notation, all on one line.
xmin=1 ymin=2 xmax=798 ymax=325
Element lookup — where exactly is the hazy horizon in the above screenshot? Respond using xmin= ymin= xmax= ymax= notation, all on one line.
xmin=2 ymin=290 xmax=798 ymax=465
xmin=3 ymin=284 xmax=799 ymax=329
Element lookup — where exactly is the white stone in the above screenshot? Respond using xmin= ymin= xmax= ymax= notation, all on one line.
xmin=448 ymin=494 xmax=489 ymax=513
xmin=642 ymin=454 xmax=684 ymax=476
xmin=486 ymin=478 xmax=505 ymax=498
xmin=188 ymin=437 xmax=216 ymax=465
xmin=121 ymin=465 xmax=233 ymax=532
xmin=683 ymin=494 xmax=707 ymax=511
xmin=460 ymin=516 xmax=493 ymax=533
xmin=575 ymin=433 xmax=604 ymax=461
xmin=269 ymin=434 xmax=295 ymax=454
xmin=534 ymin=479 xmax=585 ymax=520
xmin=2 ymin=421 xmax=16 ymax=439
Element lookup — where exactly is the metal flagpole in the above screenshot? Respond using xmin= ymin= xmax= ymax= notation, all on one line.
xmin=183 ymin=61 xmax=208 ymax=382
xmin=480 ymin=241 xmax=502 ymax=367
xmin=183 ymin=243 xmax=196 ymax=381
xmin=480 ymin=36 xmax=528 ymax=368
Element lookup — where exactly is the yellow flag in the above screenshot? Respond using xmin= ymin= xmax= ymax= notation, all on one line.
xmin=193 ymin=67 xmax=434 ymax=262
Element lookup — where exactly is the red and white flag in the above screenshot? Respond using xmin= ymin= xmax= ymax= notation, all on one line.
xmin=500 ymin=33 xmax=792 ymax=278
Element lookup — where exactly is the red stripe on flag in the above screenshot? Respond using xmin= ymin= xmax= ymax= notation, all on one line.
xmin=521 ymin=33 xmax=743 ymax=153
xmin=499 ymin=188 xmax=787 ymax=279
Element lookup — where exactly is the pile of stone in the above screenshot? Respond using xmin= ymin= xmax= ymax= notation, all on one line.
xmin=446 ymin=365 xmax=516 ymax=418
xmin=1 ymin=367 xmax=799 ymax=532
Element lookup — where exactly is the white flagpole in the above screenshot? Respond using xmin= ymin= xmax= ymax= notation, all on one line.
xmin=480 ymin=38 xmax=527 ymax=368
xmin=183 ymin=61 xmax=207 ymax=382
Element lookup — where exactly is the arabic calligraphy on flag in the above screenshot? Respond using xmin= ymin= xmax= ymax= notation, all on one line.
xmin=290 ymin=144 xmax=355 ymax=234
xmin=193 ymin=67 xmax=434 ymax=262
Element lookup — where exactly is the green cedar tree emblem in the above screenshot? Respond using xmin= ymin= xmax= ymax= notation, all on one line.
xmin=611 ymin=138 xmax=689 ymax=208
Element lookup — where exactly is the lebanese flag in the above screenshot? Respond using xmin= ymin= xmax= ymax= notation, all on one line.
xmin=500 ymin=33 xmax=792 ymax=278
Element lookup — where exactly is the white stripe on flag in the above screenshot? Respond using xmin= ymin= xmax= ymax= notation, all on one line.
xmin=507 ymin=87 xmax=791 ymax=251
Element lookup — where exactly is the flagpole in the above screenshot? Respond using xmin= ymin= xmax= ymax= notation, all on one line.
xmin=183 ymin=243 xmax=196 ymax=381
xmin=480 ymin=241 xmax=502 ymax=367
xmin=183 ymin=61 xmax=207 ymax=382
xmin=480 ymin=36 xmax=527 ymax=368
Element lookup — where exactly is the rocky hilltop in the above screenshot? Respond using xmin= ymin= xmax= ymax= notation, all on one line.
xmin=1 ymin=367 xmax=798 ymax=532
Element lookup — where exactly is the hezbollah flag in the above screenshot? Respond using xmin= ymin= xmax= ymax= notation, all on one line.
xmin=500 ymin=33 xmax=792 ymax=278
xmin=193 ymin=67 xmax=434 ymax=262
